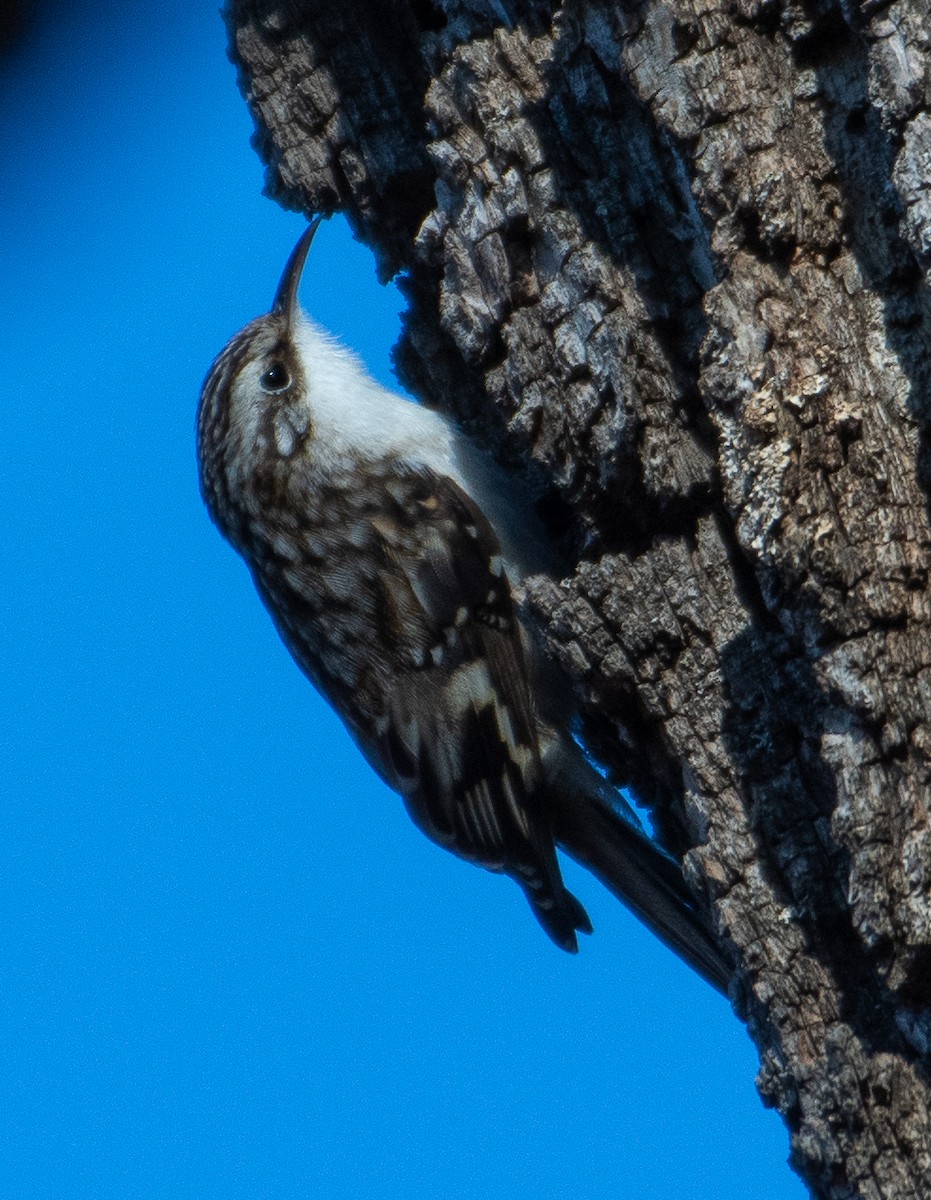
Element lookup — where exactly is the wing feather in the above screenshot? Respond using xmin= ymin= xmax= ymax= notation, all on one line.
xmin=365 ymin=467 xmax=590 ymax=950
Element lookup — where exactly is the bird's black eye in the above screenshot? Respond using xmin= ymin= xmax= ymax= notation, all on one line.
xmin=260 ymin=362 xmax=290 ymax=392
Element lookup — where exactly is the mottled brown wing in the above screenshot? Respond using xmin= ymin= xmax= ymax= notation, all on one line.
xmin=364 ymin=466 xmax=590 ymax=950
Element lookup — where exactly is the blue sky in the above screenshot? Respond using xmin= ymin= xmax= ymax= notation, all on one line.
xmin=1 ymin=5 xmax=804 ymax=1198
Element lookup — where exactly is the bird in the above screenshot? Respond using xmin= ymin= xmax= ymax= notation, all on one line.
xmin=197 ymin=219 xmax=730 ymax=993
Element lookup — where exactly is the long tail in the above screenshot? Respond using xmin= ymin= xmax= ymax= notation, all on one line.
xmin=547 ymin=751 xmax=731 ymax=995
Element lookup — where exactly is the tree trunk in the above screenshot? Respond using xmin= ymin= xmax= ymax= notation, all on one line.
xmin=224 ymin=2 xmax=931 ymax=1195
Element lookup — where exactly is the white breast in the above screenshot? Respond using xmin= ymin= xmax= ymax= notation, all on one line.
xmin=292 ymin=313 xmax=553 ymax=580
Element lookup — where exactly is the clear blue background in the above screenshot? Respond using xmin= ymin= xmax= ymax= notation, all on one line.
xmin=1 ymin=6 xmax=804 ymax=1198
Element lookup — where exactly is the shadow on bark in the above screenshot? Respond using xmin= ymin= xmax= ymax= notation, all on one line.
xmin=795 ymin=4 xmax=931 ymax=518
xmin=719 ymin=626 xmax=922 ymax=1040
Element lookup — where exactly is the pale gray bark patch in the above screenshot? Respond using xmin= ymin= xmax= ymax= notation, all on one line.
xmin=225 ymin=2 xmax=931 ymax=1195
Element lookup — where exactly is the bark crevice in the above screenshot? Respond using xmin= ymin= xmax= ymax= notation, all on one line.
xmin=225 ymin=2 xmax=931 ymax=1194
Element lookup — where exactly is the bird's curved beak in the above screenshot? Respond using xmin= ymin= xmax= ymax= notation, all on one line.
xmin=271 ymin=217 xmax=323 ymax=322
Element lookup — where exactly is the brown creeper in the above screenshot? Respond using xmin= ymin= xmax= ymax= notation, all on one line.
xmin=197 ymin=221 xmax=729 ymax=991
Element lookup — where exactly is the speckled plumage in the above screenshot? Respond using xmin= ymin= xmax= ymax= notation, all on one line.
xmin=197 ymin=223 xmax=730 ymax=986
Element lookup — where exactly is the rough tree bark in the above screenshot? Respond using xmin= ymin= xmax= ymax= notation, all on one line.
xmin=223 ymin=2 xmax=931 ymax=1196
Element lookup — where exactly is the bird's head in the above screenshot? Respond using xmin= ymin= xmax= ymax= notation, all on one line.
xmin=196 ymin=220 xmax=322 ymax=534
